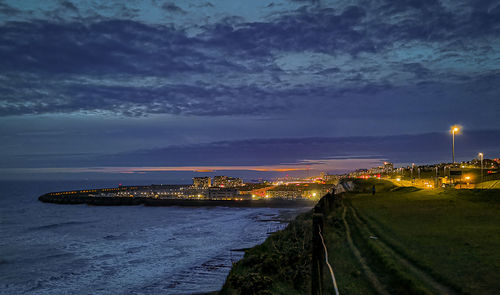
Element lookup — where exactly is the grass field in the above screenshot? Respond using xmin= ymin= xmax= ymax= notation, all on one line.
xmin=479 ymin=179 xmax=500 ymax=189
xmin=340 ymin=179 xmax=500 ymax=294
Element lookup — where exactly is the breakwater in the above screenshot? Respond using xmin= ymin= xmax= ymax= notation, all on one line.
xmin=38 ymin=194 xmax=316 ymax=208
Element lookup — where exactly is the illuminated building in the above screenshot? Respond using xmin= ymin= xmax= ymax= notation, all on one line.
xmin=193 ymin=177 xmax=211 ymax=188
xmin=383 ymin=162 xmax=394 ymax=173
xmin=268 ymin=190 xmax=303 ymax=199
xmin=213 ymin=176 xmax=227 ymax=187
xmin=213 ymin=176 xmax=243 ymax=187
xmin=268 ymin=184 xmax=331 ymax=200
xmin=324 ymin=174 xmax=339 ymax=182
xmin=208 ymin=188 xmax=240 ymax=200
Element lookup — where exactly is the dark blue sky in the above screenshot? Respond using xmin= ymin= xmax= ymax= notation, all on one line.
xmin=0 ymin=0 xmax=499 ymax=181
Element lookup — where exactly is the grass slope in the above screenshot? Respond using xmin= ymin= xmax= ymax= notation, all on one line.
xmin=346 ymin=180 xmax=500 ymax=294
xmin=220 ymin=196 xmax=378 ymax=295
xmin=220 ymin=179 xmax=499 ymax=294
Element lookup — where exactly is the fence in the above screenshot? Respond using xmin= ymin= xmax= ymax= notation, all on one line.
xmin=312 ymin=192 xmax=340 ymax=295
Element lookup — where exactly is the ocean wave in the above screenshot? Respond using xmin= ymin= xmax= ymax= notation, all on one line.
xmin=27 ymin=220 xmax=96 ymax=231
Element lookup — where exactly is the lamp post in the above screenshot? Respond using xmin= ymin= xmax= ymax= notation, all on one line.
xmin=451 ymin=126 xmax=460 ymax=163
xmin=411 ymin=163 xmax=415 ymax=183
xmin=479 ymin=153 xmax=484 ymax=189
xmin=435 ymin=166 xmax=438 ymax=187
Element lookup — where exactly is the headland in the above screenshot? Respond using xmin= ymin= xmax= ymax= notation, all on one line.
xmin=37 ymin=179 xmax=332 ymax=208
xmin=38 ymin=193 xmax=316 ymax=208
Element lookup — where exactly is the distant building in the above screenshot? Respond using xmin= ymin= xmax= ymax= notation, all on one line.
xmin=213 ymin=176 xmax=227 ymax=187
xmin=368 ymin=166 xmax=384 ymax=174
xmin=324 ymin=174 xmax=339 ymax=182
xmin=268 ymin=184 xmax=331 ymax=200
xmin=383 ymin=162 xmax=394 ymax=174
xmin=181 ymin=187 xmax=209 ymax=198
xmin=349 ymin=169 xmax=369 ymax=177
xmin=213 ymin=176 xmax=243 ymax=187
xmin=268 ymin=190 xmax=303 ymax=199
xmin=208 ymin=188 xmax=240 ymax=200
xmin=193 ymin=177 xmax=211 ymax=188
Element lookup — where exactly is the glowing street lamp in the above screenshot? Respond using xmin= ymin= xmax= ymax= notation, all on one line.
xmin=479 ymin=153 xmax=484 ymax=189
xmin=450 ymin=126 xmax=460 ymax=163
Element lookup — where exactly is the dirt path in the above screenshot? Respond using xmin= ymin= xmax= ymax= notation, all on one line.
xmin=346 ymin=203 xmax=457 ymax=295
xmin=341 ymin=205 xmax=390 ymax=295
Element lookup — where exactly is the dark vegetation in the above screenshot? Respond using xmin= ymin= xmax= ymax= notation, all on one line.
xmin=220 ymin=212 xmax=313 ymax=295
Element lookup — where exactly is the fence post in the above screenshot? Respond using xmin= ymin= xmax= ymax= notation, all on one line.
xmin=312 ymin=213 xmax=324 ymax=294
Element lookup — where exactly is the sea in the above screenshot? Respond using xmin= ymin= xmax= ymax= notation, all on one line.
xmin=0 ymin=180 xmax=310 ymax=294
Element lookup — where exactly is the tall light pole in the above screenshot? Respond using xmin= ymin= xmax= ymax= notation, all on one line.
xmin=411 ymin=163 xmax=415 ymax=182
xmin=451 ymin=126 xmax=460 ymax=163
xmin=435 ymin=166 xmax=438 ymax=187
xmin=479 ymin=153 xmax=484 ymax=189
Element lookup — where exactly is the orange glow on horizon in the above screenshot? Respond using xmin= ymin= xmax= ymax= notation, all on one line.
xmin=6 ymin=158 xmax=384 ymax=175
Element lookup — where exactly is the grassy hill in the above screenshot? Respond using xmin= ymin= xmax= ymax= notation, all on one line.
xmin=219 ymin=179 xmax=500 ymax=294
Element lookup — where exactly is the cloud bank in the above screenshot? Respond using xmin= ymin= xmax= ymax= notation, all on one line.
xmin=0 ymin=0 xmax=499 ymax=121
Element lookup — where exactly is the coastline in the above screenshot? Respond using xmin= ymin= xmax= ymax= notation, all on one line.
xmin=2 ymin=182 xmax=313 ymax=294
xmin=35 ymin=187 xmax=317 ymax=293
xmin=219 ymin=209 xmax=314 ymax=295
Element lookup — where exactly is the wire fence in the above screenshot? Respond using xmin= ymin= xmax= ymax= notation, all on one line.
xmin=318 ymin=225 xmax=339 ymax=295
xmin=312 ymin=191 xmax=341 ymax=295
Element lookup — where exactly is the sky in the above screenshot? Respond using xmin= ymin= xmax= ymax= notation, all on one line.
xmin=0 ymin=0 xmax=499 ymax=182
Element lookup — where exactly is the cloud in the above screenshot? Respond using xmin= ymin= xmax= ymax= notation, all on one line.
xmin=3 ymin=130 xmax=499 ymax=171
xmin=161 ymin=2 xmax=186 ymax=14
xmin=0 ymin=2 xmax=20 ymax=16
xmin=81 ymin=129 xmax=500 ymax=168
xmin=1 ymin=158 xmax=382 ymax=174
xmin=0 ymin=1 xmax=498 ymax=122
xmin=0 ymin=20 xmax=199 ymax=75
xmin=59 ymin=0 xmax=79 ymax=14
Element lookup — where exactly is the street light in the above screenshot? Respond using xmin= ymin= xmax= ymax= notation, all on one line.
xmin=450 ymin=126 xmax=460 ymax=163
xmin=411 ymin=163 xmax=415 ymax=182
xmin=479 ymin=153 xmax=484 ymax=189
xmin=435 ymin=166 xmax=438 ymax=187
